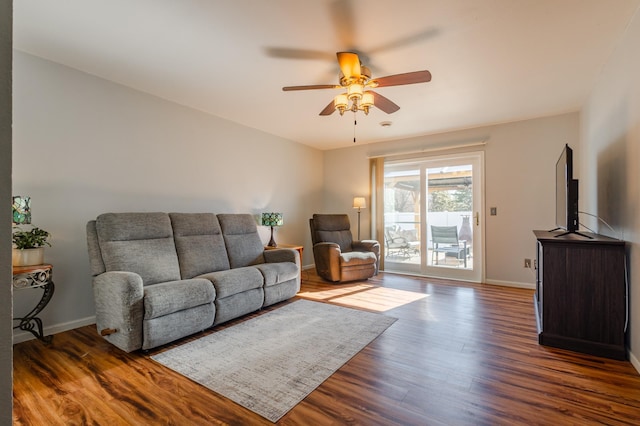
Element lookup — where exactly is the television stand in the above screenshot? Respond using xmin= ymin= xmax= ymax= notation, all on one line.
xmin=534 ymin=230 xmax=626 ymax=359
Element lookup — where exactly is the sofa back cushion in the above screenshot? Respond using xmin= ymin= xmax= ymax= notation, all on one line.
xmin=95 ymin=212 xmax=181 ymax=286
xmin=217 ymin=214 xmax=265 ymax=268
xmin=169 ymin=213 xmax=230 ymax=278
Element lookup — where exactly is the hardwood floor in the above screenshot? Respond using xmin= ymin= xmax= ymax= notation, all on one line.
xmin=13 ymin=270 xmax=640 ymax=425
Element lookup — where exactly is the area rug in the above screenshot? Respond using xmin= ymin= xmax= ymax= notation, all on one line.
xmin=151 ymin=299 xmax=396 ymax=422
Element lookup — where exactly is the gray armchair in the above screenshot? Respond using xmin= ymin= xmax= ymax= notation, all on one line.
xmin=309 ymin=214 xmax=380 ymax=282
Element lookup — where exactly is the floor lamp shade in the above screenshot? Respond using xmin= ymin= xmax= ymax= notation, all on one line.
xmin=12 ymin=196 xmax=32 ymax=225
xmin=261 ymin=212 xmax=283 ymax=247
xmin=353 ymin=197 xmax=366 ymax=209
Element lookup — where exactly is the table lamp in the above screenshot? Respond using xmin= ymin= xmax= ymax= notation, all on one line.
xmin=12 ymin=196 xmax=31 ymax=225
xmin=261 ymin=212 xmax=283 ymax=247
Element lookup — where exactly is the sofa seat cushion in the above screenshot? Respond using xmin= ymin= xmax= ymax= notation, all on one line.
xmin=255 ymin=262 xmax=299 ymax=287
xmin=340 ymin=251 xmax=377 ymax=267
xmin=198 ymin=267 xmax=263 ymax=299
xmin=143 ymin=278 xmax=215 ymax=320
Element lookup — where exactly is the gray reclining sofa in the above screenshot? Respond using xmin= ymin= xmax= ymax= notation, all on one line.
xmin=86 ymin=212 xmax=300 ymax=352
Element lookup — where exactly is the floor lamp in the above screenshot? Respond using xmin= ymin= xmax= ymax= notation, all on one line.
xmin=353 ymin=197 xmax=366 ymax=240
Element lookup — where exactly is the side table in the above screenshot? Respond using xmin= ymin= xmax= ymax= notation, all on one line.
xmin=264 ymin=244 xmax=303 ymax=263
xmin=13 ymin=263 xmax=55 ymax=343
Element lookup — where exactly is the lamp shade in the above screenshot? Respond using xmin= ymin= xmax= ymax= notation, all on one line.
xmin=353 ymin=197 xmax=366 ymax=209
xmin=334 ymin=93 xmax=348 ymax=109
xmin=361 ymin=91 xmax=374 ymax=108
xmin=261 ymin=212 xmax=283 ymax=227
xmin=12 ymin=196 xmax=31 ymax=225
xmin=347 ymin=83 xmax=364 ymax=100
xmin=334 ymin=93 xmax=348 ymax=115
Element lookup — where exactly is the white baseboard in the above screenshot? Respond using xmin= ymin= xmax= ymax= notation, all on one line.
xmin=13 ymin=315 xmax=96 ymax=344
xmin=484 ymin=278 xmax=536 ymax=290
xmin=629 ymin=349 xmax=640 ymax=375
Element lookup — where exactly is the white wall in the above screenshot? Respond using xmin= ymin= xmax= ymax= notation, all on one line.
xmin=580 ymin=8 xmax=640 ymax=368
xmin=0 ymin=0 xmax=13 ymax=422
xmin=12 ymin=51 xmax=323 ymax=340
xmin=323 ymin=113 xmax=579 ymax=287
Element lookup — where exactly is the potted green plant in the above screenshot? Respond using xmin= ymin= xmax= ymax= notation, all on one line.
xmin=12 ymin=226 xmax=51 ymax=267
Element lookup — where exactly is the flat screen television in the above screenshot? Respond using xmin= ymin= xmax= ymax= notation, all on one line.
xmin=555 ymin=143 xmax=579 ymax=233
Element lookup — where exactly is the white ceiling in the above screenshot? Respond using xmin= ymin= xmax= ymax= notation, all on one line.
xmin=13 ymin=0 xmax=640 ymax=150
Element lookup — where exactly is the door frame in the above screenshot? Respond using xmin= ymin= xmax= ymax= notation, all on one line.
xmin=382 ymin=151 xmax=485 ymax=283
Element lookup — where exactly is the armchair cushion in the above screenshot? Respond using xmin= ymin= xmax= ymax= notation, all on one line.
xmin=316 ymin=230 xmax=353 ymax=252
xmin=341 ymin=251 xmax=377 ymax=266
xmin=311 ymin=214 xmax=354 ymax=252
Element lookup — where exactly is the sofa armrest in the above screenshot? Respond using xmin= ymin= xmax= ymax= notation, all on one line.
xmin=92 ymin=271 xmax=145 ymax=352
xmin=263 ymin=248 xmax=299 ymax=266
xmin=313 ymin=242 xmax=342 ymax=282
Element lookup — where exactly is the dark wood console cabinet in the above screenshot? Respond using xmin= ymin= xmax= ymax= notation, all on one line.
xmin=534 ymin=230 xmax=626 ymax=360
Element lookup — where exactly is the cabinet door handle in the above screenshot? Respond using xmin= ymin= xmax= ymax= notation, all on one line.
xmin=475 ymin=212 xmax=479 ymax=226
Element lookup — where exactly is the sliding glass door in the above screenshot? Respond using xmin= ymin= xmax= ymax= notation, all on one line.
xmin=383 ymin=152 xmax=484 ymax=282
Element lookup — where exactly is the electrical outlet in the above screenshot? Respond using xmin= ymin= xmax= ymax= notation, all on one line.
xmin=524 ymin=258 xmax=532 ymax=268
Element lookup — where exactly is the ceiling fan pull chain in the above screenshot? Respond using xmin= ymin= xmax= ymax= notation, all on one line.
xmin=353 ymin=114 xmax=357 ymax=143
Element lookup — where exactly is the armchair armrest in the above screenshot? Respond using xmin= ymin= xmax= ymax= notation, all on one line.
xmin=313 ymin=242 xmax=342 ymax=282
xmin=353 ymin=239 xmax=380 ymax=252
xmin=92 ymin=271 xmax=144 ymax=352
xmin=352 ymin=239 xmax=381 ymax=274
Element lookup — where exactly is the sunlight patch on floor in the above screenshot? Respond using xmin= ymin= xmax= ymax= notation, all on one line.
xmin=298 ymin=284 xmax=428 ymax=312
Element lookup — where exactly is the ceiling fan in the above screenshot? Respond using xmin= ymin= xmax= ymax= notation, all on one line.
xmin=282 ymin=51 xmax=432 ymax=116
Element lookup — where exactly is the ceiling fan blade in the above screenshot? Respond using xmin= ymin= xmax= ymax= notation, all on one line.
xmin=264 ymin=47 xmax=335 ymax=61
xmin=330 ymin=0 xmax=356 ymax=48
xmin=371 ymin=91 xmax=400 ymax=114
xmin=337 ymin=52 xmax=361 ymax=79
xmin=371 ymin=70 xmax=432 ymax=88
xmin=319 ymin=101 xmax=336 ymax=116
xmin=367 ymin=28 xmax=440 ymax=55
xmin=283 ymin=84 xmax=339 ymax=91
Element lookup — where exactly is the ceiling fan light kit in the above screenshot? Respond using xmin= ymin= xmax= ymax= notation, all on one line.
xmin=334 ymin=85 xmax=375 ymax=116
xmin=282 ymin=51 xmax=431 ymax=118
